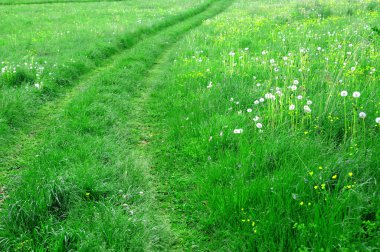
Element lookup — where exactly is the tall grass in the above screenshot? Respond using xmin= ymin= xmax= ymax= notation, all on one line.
xmin=147 ymin=0 xmax=380 ymax=250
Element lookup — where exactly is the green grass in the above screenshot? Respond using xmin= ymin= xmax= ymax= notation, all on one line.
xmin=1 ymin=0 xmax=379 ymax=250
xmin=144 ymin=0 xmax=380 ymax=250
xmin=0 ymin=0 xmax=232 ymax=250
xmin=0 ymin=0 xmax=208 ymax=170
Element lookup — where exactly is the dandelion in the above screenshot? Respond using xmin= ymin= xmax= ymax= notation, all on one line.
xmin=352 ymin=91 xmax=360 ymax=98
xmin=348 ymin=172 xmax=353 ymax=177
xmin=304 ymin=105 xmax=311 ymax=113
xmin=291 ymin=85 xmax=297 ymax=91
xmin=247 ymin=108 xmax=252 ymax=113
xmin=376 ymin=117 xmax=380 ymax=124
xmin=254 ymin=100 xmax=259 ymax=105
xmin=233 ymin=129 xmax=243 ymax=134
xmin=332 ymin=174 xmax=337 ymax=179
xmin=340 ymin=90 xmax=348 ymax=97
xmin=351 ymin=67 xmax=356 ymax=71
xmin=314 ymin=185 xmax=319 ymax=189
xmin=253 ymin=116 xmax=260 ymax=121
xmin=309 ymin=171 xmax=313 ymax=176
xmin=270 ymin=59 xmax=275 ymax=64
xmin=318 ymin=166 xmax=323 ymax=170
xmin=256 ymin=123 xmax=263 ymax=129
xmin=297 ymin=95 xmax=303 ymax=100
xmin=34 ymin=83 xmax=41 ymax=88
xmin=307 ymin=100 xmax=312 ymax=105
xmin=321 ymin=184 xmax=326 ymax=189
xmin=289 ymin=104 xmax=295 ymax=110
xmin=359 ymin=112 xmax=366 ymax=119
xmin=293 ymin=79 xmax=299 ymax=85
xmin=229 ymin=51 xmax=235 ymax=57
xmin=300 ymin=201 xmax=304 ymax=206
xmin=259 ymin=98 xmax=265 ymax=103
xmin=283 ymin=56 xmax=288 ymax=61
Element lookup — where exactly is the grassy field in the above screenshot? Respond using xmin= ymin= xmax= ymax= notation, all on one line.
xmin=1 ymin=0 xmax=379 ymax=251
xmin=0 ymin=0 xmax=207 ymax=170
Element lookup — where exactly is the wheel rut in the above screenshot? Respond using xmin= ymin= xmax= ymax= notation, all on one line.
xmin=0 ymin=0 xmax=233 ymax=250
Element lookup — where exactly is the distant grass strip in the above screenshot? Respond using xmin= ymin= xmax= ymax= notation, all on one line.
xmin=0 ymin=0 xmax=232 ymax=250
xmin=0 ymin=0 xmax=124 ymax=5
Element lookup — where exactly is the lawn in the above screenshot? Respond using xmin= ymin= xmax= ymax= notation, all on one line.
xmin=0 ymin=0 xmax=379 ymax=250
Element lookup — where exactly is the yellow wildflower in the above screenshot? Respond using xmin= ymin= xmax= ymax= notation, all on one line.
xmin=332 ymin=175 xmax=337 ymax=179
xmin=348 ymin=172 xmax=353 ymax=177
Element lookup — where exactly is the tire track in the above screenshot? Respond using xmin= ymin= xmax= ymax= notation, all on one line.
xmin=0 ymin=0 xmax=233 ymax=250
xmin=0 ymin=0 xmax=213 ymax=173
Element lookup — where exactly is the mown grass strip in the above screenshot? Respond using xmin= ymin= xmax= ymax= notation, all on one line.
xmin=0 ymin=1 xmax=233 ymax=250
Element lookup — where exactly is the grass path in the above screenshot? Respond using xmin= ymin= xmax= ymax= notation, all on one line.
xmin=0 ymin=0 xmax=214 ymax=166
xmin=0 ymin=0 xmax=215 ymax=179
xmin=0 ymin=0 xmax=232 ymax=250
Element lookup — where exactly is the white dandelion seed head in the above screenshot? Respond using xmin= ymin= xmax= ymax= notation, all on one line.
xmin=259 ymin=98 xmax=265 ymax=103
xmin=376 ymin=117 xmax=380 ymax=124
xmin=233 ymin=129 xmax=243 ymax=134
xmin=289 ymin=104 xmax=295 ymax=110
xmin=340 ymin=90 xmax=348 ymax=97
xmin=265 ymin=93 xmax=272 ymax=99
xmin=359 ymin=112 xmax=366 ymax=119
xmin=254 ymin=100 xmax=259 ymax=105
xmin=256 ymin=123 xmax=263 ymax=129
xmin=293 ymin=80 xmax=299 ymax=85
xmin=229 ymin=51 xmax=235 ymax=57
xmin=283 ymin=56 xmax=288 ymax=61
xmin=307 ymin=100 xmax=312 ymax=105
xmin=297 ymin=95 xmax=303 ymax=100
xmin=304 ymin=105 xmax=311 ymax=113
xmin=291 ymin=85 xmax=297 ymax=91
xmin=253 ymin=116 xmax=260 ymax=121
xmin=351 ymin=67 xmax=356 ymax=71
xmin=353 ymin=91 xmax=361 ymax=98
xmin=247 ymin=108 xmax=252 ymax=113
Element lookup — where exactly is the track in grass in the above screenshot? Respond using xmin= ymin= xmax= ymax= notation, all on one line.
xmin=0 ymin=0 xmax=233 ymax=250
xmin=0 ymin=0 xmax=214 ymax=176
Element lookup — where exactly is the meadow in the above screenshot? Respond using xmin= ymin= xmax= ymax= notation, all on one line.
xmin=0 ymin=0 xmax=379 ymax=251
